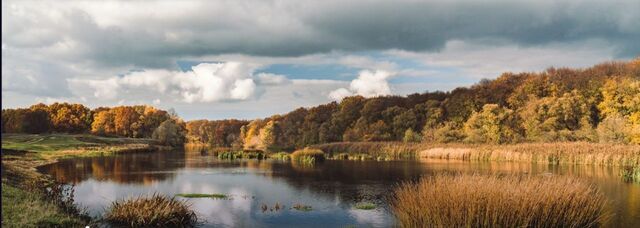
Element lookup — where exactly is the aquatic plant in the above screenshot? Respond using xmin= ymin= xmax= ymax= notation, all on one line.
xmin=175 ymin=193 xmax=227 ymax=199
xmin=104 ymin=193 xmax=197 ymax=227
xmin=391 ymin=174 xmax=609 ymax=228
xmin=354 ymin=202 xmax=376 ymax=210
xmin=290 ymin=148 xmax=325 ymax=163
xmin=217 ymin=151 xmax=264 ymax=160
xmin=269 ymin=152 xmax=291 ymax=161
xmin=621 ymin=166 xmax=640 ymax=183
xmin=292 ymin=203 xmax=313 ymax=212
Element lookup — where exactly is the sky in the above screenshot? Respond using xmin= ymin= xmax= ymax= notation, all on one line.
xmin=2 ymin=0 xmax=639 ymax=120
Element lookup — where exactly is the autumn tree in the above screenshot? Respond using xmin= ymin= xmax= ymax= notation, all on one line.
xmin=464 ymin=104 xmax=521 ymax=144
xmin=152 ymin=119 xmax=186 ymax=147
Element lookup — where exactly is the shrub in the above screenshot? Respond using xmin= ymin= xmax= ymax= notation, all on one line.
xmin=597 ymin=115 xmax=630 ymax=143
xmin=104 ymin=194 xmax=197 ymax=227
xmin=434 ymin=122 xmax=465 ymax=143
xmin=392 ymin=174 xmax=609 ymax=228
xmin=403 ymin=129 xmax=421 ymax=143
xmin=290 ymin=148 xmax=325 ymax=163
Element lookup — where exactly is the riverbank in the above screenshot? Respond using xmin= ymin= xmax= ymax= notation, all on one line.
xmin=1 ymin=133 xmax=164 ymax=227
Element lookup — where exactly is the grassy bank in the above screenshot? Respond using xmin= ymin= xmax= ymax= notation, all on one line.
xmin=1 ymin=133 xmax=162 ymax=227
xmin=1 ymin=183 xmax=87 ymax=227
xmin=392 ymin=174 xmax=610 ymax=228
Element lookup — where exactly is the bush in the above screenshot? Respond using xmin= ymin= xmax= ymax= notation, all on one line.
xmin=434 ymin=123 xmax=465 ymax=143
xmin=597 ymin=115 xmax=630 ymax=143
xmin=104 ymin=194 xmax=197 ymax=227
xmin=392 ymin=174 xmax=609 ymax=228
xmin=290 ymin=148 xmax=325 ymax=163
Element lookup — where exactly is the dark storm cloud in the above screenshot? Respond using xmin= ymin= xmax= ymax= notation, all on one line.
xmin=3 ymin=0 xmax=637 ymax=69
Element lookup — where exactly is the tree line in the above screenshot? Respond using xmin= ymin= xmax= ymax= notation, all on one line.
xmin=1 ymin=104 xmax=185 ymax=146
xmin=238 ymin=58 xmax=640 ymax=151
xmin=3 ymin=59 xmax=639 ymax=149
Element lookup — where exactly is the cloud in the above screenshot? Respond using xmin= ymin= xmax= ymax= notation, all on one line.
xmin=330 ymin=70 xmax=394 ymax=101
xmin=70 ymin=62 xmax=285 ymax=103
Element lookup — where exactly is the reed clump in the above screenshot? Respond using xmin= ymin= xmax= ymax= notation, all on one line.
xmin=269 ymin=152 xmax=291 ymax=161
xmin=104 ymin=193 xmax=197 ymax=227
xmin=391 ymin=174 xmax=609 ymax=228
xmin=621 ymin=165 xmax=640 ymax=183
xmin=312 ymin=142 xmax=421 ymax=160
xmin=290 ymin=148 xmax=325 ymax=163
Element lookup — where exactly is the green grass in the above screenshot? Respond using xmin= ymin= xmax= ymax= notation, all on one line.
xmin=354 ymin=202 xmax=376 ymax=210
xmin=1 ymin=133 xmax=156 ymax=153
xmin=1 ymin=183 xmax=86 ymax=227
xmin=175 ymin=193 xmax=228 ymax=199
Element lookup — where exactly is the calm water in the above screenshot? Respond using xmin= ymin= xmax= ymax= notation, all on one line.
xmin=39 ymin=150 xmax=640 ymax=227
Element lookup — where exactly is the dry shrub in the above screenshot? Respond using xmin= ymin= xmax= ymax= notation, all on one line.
xmin=104 ymin=193 xmax=197 ymax=227
xmin=392 ymin=174 xmax=609 ymax=228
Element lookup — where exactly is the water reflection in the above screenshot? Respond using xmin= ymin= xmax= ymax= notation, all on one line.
xmin=38 ymin=150 xmax=640 ymax=227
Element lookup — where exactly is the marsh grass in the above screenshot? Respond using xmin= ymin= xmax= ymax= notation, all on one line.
xmin=420 ymin=143 xmax=640 ymax=166
xmin=104 ymin=193 xmax=197 ymax=227
xmin=391 ymin=174 xmax=610 ymax=228
xmin=176 ymin=193 xmax=227 ymax=199
xmin=269 ymin=152 xmax=291 ymax=161
xmin=217 ymin=151 xmax=264 ymax=160
xmin=354 ymin=202 xmax=376 ymax=210
xmin=621 ymin=166 xmax=640 ymax=183
xmin=312 ymin=142 xmax=420 ymax=160
xmin=290 ymin=148 xmax=325 ymax=163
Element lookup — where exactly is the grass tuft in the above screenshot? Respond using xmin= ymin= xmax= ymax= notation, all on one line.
xmin=104 ymin=193 xmax=197 ymax=227
xmin=175 ymin=193 xmax=228 ymax=199
xmin=290 ymin=148 xmax=325 ymax=163
xmin=269 ymin=152 xmax=291 ymax=161
xmin=391 ymin=174 xmax=610 ymax=228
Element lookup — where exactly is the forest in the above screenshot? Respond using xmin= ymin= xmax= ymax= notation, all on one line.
xmin=2 ymin=59 xmax=639 ymax=149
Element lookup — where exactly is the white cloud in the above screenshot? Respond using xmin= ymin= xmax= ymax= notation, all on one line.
xmin=330 ymin=70 xmax=394 ymax=101
xmin=256 ymin=73 xmax=290 ymax=85
xmin=328 ymin=88 xmax=353 ymax=101
xmin=70 ymin=62 xmax=276 ymax=103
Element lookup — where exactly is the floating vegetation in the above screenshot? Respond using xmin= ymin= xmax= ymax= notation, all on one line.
xmin=260 ymin=202 xmax=285 ymax=213
xmin=354 ymin=202 xmax=376 ymax=210
xmin=292 ymin=203 xmax=313 ymax=212
xmin=104 ymin=193 xmax=197 ymax=227
xmin=175 ymin=193 xmax=228 ymax=199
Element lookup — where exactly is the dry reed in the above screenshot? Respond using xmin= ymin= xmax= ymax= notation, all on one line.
xmin=290 ymin=148 xmax=325 ymax=163
xmin=391 ymin=174 xmax=610 ymax=228
xmin=420 ymin=142 xmax=640 ymax=166
xmin=104 ymin=193 xmax=197 ymax=227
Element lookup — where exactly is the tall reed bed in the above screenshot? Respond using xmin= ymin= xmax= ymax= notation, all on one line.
xmin=391 ymin=174 xmax=609 ymax=228
xmin=311 ymin=142 xmax=422 ymax=160
xmin=290 ymin=148 xmax=325 ymax=163
xmin=104 ymin=194 xmax=197 ymax=227
xmin=420 ymin=142 xmax=640 ymax=166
